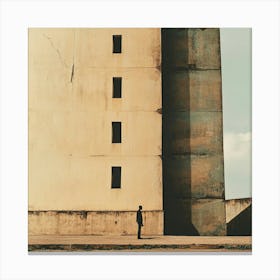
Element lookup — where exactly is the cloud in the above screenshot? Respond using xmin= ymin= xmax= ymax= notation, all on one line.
xmin=223 ymin=132 xmax=251 ymax=199
xmin=224 ymin=132 xmax=251 ymax=160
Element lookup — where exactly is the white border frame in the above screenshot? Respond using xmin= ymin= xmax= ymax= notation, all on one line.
xmin=1 ymin=0 xmax=279 ymax=279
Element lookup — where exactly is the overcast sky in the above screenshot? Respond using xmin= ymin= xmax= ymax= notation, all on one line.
xmin=220 ymin=28 xmax=252 ymax=199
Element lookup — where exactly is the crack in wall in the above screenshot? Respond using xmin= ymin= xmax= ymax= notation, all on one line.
xmin=43 ymin=34 xmax=69 ymax=68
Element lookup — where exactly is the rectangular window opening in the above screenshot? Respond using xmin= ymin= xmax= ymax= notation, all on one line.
xmin=111 ymin=166 xmax=121 ymax=188
xmin=113 ymin=77 xmax=122 ymax=98
xmin=113 ymin=35 xmax=122 ymax=53
xmin=112 ymin=122 xmax=121 ymax=143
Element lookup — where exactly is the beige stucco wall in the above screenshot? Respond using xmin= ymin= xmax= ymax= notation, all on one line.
xmin=29 ymin=29 xmax=162 ymax=214
xmin=29 ymin=156 xmax=162 ymax=210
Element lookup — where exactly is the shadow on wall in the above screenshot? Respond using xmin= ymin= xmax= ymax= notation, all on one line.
xmin=227 ymin=205 xmax=252 ymax=236
xmin=162 ymin=28 xmax=199 ymax=236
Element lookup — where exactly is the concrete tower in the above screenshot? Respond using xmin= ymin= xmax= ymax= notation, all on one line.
xmin=162 ymin=28 xmax=226 ymax=235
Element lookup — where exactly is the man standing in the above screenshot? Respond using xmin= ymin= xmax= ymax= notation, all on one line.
xmin=136 ymin=205 xmax=143 ymax=239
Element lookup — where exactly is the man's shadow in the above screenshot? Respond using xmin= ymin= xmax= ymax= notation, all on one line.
xmin=140 ymin=237 xmax=156 ymax=240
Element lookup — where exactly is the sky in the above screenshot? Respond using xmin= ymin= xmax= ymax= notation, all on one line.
xmin=220 ymin=28 xmax=252 ymax=199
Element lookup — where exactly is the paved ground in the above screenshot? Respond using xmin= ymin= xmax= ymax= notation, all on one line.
xmin=28 ymin=235 xmax=252 ymax=252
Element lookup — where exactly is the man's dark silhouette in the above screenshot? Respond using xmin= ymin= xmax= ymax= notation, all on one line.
xmin=136 ymin=205 xmax=143 ymax=239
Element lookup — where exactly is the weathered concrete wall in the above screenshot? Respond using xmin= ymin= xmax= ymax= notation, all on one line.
xmin=192 ymin=199 xmax=225 ymax=235
xmin=162 ymin=28 xmax=226 ymax=235
xmin=226 ymin=198 xmax=252 ymax=223
xmin=29 ymin=210 xmax=163 ymax=235
xmin=226 ymin=199 xmax=252 ymax=236
xmin=29 ymin=28 xmax=163 ymax=234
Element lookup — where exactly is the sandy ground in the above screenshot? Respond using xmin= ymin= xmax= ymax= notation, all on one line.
xmin=28 ymin=235 xmax=252 ymax=252
xmin=29 ymin=235 xmax=251 ymax=245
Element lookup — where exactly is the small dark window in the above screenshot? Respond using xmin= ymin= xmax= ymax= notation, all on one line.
xmin=113 ymin=35 xmax=122 ymax=53
xmin=112 ymin=122 xmax=121 ymax=143
xmin=111 ymin=166 xmax=121 ymax=188
xmin=113 ymin=77 xmax=122 ymax=98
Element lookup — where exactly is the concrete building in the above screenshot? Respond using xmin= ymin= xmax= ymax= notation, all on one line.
xmin=28 ymin=28 xmax=163 ymax=235
xmin=29 ymin=28 xmax=227 ymax=236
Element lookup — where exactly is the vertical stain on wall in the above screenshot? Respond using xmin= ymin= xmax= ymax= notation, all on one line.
xmin=70 ymin=64 xmax=75 ymax=83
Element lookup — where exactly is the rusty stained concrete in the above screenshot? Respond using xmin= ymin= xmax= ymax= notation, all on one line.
xmin=192 ymin=199 xmax=226 ymax=235
xmin=164 ymin=155 xmax=224 ymax=199
xmin=163 ymin=112 xmax=223 ymax=156
xmin=162 ymin=28 xmax=225 ymax=235
xmin=28 ymin=210 xmax=163 ymax=235
xmin=29 ymin=28 xmax=163 ymax=234
xmin=163 ymin=70 xmax=222 ymax=112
